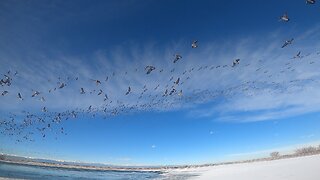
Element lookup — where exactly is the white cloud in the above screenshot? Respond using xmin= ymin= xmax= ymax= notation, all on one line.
xmin=1 ymin=25 xmax=320 ymax=124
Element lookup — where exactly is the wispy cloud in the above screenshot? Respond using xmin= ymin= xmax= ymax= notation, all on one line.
xmin=1 ymin=24 xmax=320 ymax=124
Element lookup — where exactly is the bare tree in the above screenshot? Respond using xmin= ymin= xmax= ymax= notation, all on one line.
xmin=295 ymin=146 xmax=317 ymax=155
xmin=270 ymin=152 xmax=280 ymax=159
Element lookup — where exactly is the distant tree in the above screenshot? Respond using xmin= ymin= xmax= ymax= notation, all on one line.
xmin=270 ymin=152 xmax=280 ymax=159
xmin=295 ymin=146 xmax=317 ymax=155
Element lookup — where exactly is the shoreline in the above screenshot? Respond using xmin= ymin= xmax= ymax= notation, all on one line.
xmin=1 ymin=151 xmax=320 ymax=173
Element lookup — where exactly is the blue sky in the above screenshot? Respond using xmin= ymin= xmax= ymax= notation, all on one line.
xmin=1 ymin=0 xmax=320 ymax=166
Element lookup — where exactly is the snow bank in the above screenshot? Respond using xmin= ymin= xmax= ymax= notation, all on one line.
xmin=165 ymin=155 xmax=320 ymax=180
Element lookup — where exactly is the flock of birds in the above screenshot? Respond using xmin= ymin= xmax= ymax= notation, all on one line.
xmin=1 ymin=0 xmax=320 ymax=142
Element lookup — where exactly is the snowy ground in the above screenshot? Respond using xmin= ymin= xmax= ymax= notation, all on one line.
xmin=163 ymin=155 xmax=320 ymax=180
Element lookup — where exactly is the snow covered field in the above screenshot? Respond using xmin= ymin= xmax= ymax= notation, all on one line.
xmin=164 ymin=155 xmax=320 ymax=180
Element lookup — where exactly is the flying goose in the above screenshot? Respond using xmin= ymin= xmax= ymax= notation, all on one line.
xmin=163 ymin=89 xmax=168 ymax=97
xmin=80 ymin=88 xmax=85 ymax=94
xmin=104 ymin=94 xmax=108 ymax=101
xmin=279 ymin=12 xmax=289 ymax=22
xmin=175 ymin=78 xmax=180 ymax=85
xmin=59 ymin=83 xmax=66 ymax=89
xmin=98 ymin=89 xmax=103 ymax=96
xmin=306 ymin=0 xmax=316 ymax=4
xmin=1 ymin=91 xmax=8 ymax=96
xmin=17 ymin=93 xmax=23 ymax=100
xmin=169 ymin=88 xmax=176 ymax=95
xmin=293 ymin=51 xmax=302 ymax=59
xmin=40 ymin=97 xmax=45 ymax=102
xmin=91 ymin=79 xmax=101 ymax=85
xmin=191 ymin=40 xmax=198 ymax=48
xmin=281 ymin=38 xmax=294 ymax=48
xmin=173 ymin=54 xmax=182 ymax=63
xmin=42 ymin=107 xmax=48 ymax=112
xmin=145 ymin=66 xmax=156 ymax=74
xmin=232 ymin=59 xmax=240 ymax=67
xmin=31 ymin=91 xmax=40 ymax=97
xmin=125 ymin=86 xmax=131 ymax=95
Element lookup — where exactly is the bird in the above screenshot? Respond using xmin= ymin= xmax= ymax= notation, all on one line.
xmin=169 ymin=88 xmax=176 ymax=95
xmin=71 ymin=111 xmax=77 ymax=118
xmin=59 ymin=83 xmax=66 ymax=89
xmin=163 ymin=89 xmax=168 ymax=97
xmin=17 ymin=93 xmax=23 ymax=100
xmin=42 ymin=107 xmax=48 ymax=112
xmin=174 ymin=78 xmax=180 ymax=85
xmin=145 ymin=66 xmax=156 ymax=74
xmin=98 ymin=89 xmax=103 ymax=96
xmin=103 ymin=94 xmax=108 ymax=101
xmin=40 ymin=97 xmax=45 ymax=102
xmin=125 ymin=86 xmax=131 ymax=95
xmin=80 ymin=88 xmax=85 ymax=94
xmin=1 ymin=91 xmax=8 ymax=96
xmin=191 ymin=40 xmax=198 ymax=48
xmin=31 ymin=91 xmax=40 ymax=97
xmin=173 ymin=54 xmax=182 ymax=63
xmin=279 ymin=12 xmax=289 ymax=22
xmin=91 ymin=79 xmax=101 ymax=85
xmin=293 ymin=51 xmax=302 ymax=59
xmin=281 ymin=38 xmax=294 ymax=48
xmin=232 ymin=59 xmax=240 ymax=67
xmin=1 ymin=75 xmax=11 ymax=86
xmin=306 ymin=0 xmax=316 ymax=4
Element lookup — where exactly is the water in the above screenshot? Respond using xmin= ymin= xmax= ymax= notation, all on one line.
xmin=0 ymin=162 xmax=163 ymax=180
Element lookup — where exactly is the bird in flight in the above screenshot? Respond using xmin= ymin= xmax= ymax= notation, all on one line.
xmin=1 ymin=91 xmax=8 ymax=96
xmin=173 ymin=54 xmax=182 ymax=63
xmin=17 ymin=93 xmax=23 ymax=100
xmin=97 ymin=89 xmax=103 ymax=96
xmin=31 ymin=91 xmax=40 ymax=97
xmin=232 ymin=59 xmax=240 ymax=67
xmin=174 ymin=78 xmax=180 ymax=85
xmin=125 ymin=86 xmax=131 ymax=95
xmin=293 ymin=51 xmax=302 ymax=59
xmin=91 ymin=79 xmax=101 ymax=86
xmin=80 ymin=88 xmax=85 ymax=94
xmin=103 ymin=94 xmax=108 ymax=101
xmin=40 ymin=97 xmax=45 ymax=102
xmin=145 ymin=66 xmax=156 ymax=74
xmin=59 ymin=83 xmax=66 ymax=89
xmin=191 ymin=40 xmax=198 ymax=48
xmin=279 ymin=12 xmax=289 ymax=22
xmin=42 ymin=107 xmax=48 ymax=113
xmin=306 ymin=0 xmax=316 ymax=4
xmin=282 ymin=38 xmax=294 ymax=48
